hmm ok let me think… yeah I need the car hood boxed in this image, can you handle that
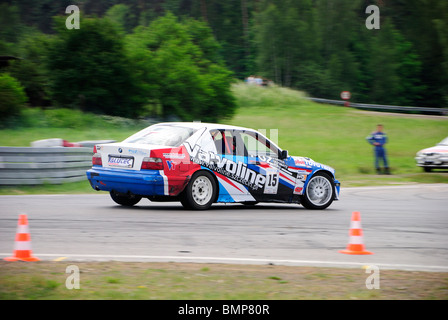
[290,156,336,175]
[417,145,448,154]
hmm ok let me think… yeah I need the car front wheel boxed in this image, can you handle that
[181,171,217,210]
[301,172,335,210]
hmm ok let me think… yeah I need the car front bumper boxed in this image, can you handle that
[415,155,448,169]
[334,180,341,200]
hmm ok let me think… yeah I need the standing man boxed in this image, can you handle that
[366,124,390,174]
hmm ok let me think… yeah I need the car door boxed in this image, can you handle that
[237,130,293,202]
[210,129,257,202]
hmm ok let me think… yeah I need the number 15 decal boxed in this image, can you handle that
[264,169,279,194]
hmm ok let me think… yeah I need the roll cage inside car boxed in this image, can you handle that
[209,129,287,159]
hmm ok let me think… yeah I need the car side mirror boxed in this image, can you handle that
[280,150,288,160]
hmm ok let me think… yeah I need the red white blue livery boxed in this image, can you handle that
[86,122,340,210]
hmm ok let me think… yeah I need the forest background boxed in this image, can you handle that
[1,0,447,124]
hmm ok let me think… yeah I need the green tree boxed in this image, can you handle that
[255,0,336,92]
[367,20,423,106]
[0,4,26,55]
[126,13,235,122]
[47,17,143,117]
[4,0,443,109]
[254,0,426,106]
[5,30,52,107]
[0,73,28,126]
[255,0,313,86]
[432,1,448,105]
[385,0,447,107]
[104,4,136,34]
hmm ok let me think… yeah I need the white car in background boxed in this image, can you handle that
[415,137,448,172]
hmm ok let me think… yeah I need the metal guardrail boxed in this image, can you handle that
[0,147,93,185]
[306,97,448,116]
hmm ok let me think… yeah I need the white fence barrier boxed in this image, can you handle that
[0,147,93,185]
[306,97,448,115]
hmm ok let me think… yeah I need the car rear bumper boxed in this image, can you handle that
[86,167,167,196]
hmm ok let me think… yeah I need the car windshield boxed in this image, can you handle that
[123,125,197,147]
[438,137,448,146]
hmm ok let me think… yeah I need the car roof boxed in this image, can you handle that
[151,122,283,152]
[155,122,254,132]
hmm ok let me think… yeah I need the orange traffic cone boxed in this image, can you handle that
[4,214,40,261]
[339,211,373,255]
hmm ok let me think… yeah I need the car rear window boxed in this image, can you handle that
[123,125,197,147]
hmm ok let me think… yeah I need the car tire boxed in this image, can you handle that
[110,191,142,207]
[424,167,432,172]
[301,172,335,210]
[181,171,217,210]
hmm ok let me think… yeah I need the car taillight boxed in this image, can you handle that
[141,157,163,170]
[92,146,102,166]
[92,154,102,166]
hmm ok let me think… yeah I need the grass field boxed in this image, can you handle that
[1,83,447,195]
[0,108,149,147]
[1,262,447,300]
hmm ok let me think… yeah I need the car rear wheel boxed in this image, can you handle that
[181,171,217,210]
[110,191,142,207]
[301,172,335,210]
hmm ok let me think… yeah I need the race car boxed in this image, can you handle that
[86,122,340,210]
[415,137,448,172]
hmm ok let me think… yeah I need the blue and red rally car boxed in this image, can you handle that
[86,122,340,210]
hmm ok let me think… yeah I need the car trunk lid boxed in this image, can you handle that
[96,143,166,171]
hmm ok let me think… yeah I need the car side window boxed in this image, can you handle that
[239,131,278,158]
[211,130,236,155]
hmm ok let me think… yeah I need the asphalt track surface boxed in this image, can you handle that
[1,184,447,272]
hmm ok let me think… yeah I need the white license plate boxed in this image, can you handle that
[108,156,134,168]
